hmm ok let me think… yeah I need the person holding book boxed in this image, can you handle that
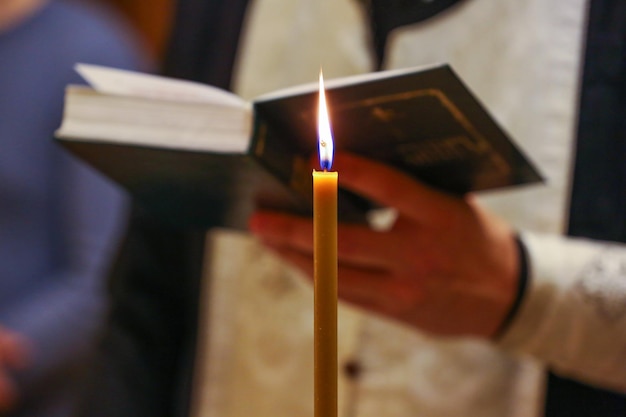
[0,0,147,415]
[77,0,626,416]
[242,0,626,413]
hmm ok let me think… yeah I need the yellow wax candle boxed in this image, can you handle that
[313,69,338,417]
[313,170,338,417]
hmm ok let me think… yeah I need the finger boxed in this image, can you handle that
[252,211,398,270]
[334,152,455,223]
[263,242,399,313]
[337,265,388,308]
[249,211,313,252]
[264,240,424,327]
[338,267,423,319]
[338,223,399,270]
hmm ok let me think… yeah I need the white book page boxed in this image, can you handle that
[57,86,253,153]
[75,64,246,108]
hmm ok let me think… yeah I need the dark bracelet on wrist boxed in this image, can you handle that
[494,234,529,338]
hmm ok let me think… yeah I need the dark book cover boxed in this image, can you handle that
[253,64,541,195]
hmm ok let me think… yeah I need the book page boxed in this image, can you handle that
[76,64,246,107]
[57,87,252,153]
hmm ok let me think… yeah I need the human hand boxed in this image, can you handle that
[249,152,520,338]
[0,326,30,412]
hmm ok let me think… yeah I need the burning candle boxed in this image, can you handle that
[313,70,337,417]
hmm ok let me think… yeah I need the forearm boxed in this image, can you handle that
[498,232,626,392]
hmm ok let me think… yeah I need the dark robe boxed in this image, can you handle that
[547,0,626,415]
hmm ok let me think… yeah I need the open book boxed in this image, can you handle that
[56,63,542,229]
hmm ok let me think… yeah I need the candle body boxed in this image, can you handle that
[313,170,338,417]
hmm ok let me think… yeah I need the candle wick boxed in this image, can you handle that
[320,160,332,171]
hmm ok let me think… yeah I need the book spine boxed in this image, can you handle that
[250,105,313,205]
[249,105,371,224]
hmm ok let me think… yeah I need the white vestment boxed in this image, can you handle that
[191,1,626,416]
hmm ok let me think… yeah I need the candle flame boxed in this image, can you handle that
[317,69,334,171]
